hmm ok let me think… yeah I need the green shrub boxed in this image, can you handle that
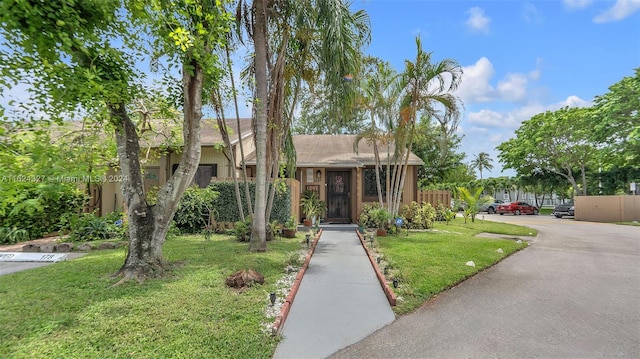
[64,213,116,242]
[435,203,457,224]
[358,203,381,229]
[0,183,87,240]
[173,186,219,233]
[234,217,252,242]
[209,181,290,224]
[0,226,29,244]
[401,201,437,229]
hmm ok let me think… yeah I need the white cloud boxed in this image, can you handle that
[456,57,496,103]
[559,95,592,108]
[594,0,640,23]
[465,7,491,34]
[456,57,541,105]
[562,0,593,10]
[522,2,544,24]
[497,73,529,102]
[466,95,590,132]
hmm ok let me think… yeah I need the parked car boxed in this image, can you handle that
[479,199,504,214]
[497,201,539,215]
[553,201,575,218]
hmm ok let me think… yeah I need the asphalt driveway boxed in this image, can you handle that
[330,215,640,358]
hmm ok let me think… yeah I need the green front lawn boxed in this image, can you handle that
[377,218,535,315]
[0,218,536,358]
[0,234,303,359]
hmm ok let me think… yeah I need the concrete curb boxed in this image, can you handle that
[356,230,397,306]
[271,229,323,335]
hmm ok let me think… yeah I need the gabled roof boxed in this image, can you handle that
[245,134,424,167]
[139,118,254,147]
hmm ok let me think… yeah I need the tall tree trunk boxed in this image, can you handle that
[250,0,269,252]
[370,114,383,208]
[224,43,253,216]
[580,165,588,196]
[114,60,203,282]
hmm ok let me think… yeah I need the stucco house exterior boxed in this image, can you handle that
[94,118,424,224]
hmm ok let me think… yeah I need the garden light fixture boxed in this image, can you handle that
[270,292,276,306]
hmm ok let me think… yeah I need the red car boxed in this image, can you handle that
[497,201,539,215]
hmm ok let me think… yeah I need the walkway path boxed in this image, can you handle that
[272,226,395,359]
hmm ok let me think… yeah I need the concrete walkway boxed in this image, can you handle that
[272,226,396,359]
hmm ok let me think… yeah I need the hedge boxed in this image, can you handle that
[209,181,291,223]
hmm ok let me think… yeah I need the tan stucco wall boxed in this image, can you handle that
[100,168,124,215]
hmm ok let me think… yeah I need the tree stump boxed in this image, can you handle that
[225,269,265,288]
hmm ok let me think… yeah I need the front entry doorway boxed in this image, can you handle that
[326,171,351,223]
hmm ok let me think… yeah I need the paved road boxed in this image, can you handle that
[330,215,640,359]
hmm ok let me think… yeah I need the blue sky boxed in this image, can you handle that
[351,0,640,177]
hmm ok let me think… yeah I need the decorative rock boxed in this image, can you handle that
[496,248,504,253]
[98,242,117,250]
[22,244,40,252]
[285,265,295,274]
[516,240,523,244]
[465,261,476,267]
[55,243,74,252]
[226,269,265,288]
[40,244,56,253]
[77,243,93,252]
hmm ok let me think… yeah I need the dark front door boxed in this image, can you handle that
[326,171,350,223]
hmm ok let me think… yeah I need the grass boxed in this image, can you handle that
[1,219,537,357]
[377,218,536,315]
[0,233,304,359]
[616,221,640,226]
[539,207,554,215]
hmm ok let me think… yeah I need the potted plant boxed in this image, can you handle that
[282,215,297,238]
[370,207,391,236]
[300,191,326,227]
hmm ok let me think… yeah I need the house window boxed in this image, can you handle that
[363,167,388,198]
[172,164,218,188]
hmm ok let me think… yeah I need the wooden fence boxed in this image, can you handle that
[416,190,451,208]
[575,195,640,222]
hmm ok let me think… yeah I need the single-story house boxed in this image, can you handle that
[244,134,424,223]
[71,118,424,224]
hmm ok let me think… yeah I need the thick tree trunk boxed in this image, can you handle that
[111,104,165,282]
[250,0,269,252]
[114,60,204,283]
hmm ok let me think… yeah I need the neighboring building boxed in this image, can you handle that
[489,189,564,207]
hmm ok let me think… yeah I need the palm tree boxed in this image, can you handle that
[471,152,494,180]
[390,36,463,216]
[236,0,371,250]
[354,58,401,209]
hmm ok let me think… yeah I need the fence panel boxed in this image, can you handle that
[575,195,640,222]
[416,190,451,208]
